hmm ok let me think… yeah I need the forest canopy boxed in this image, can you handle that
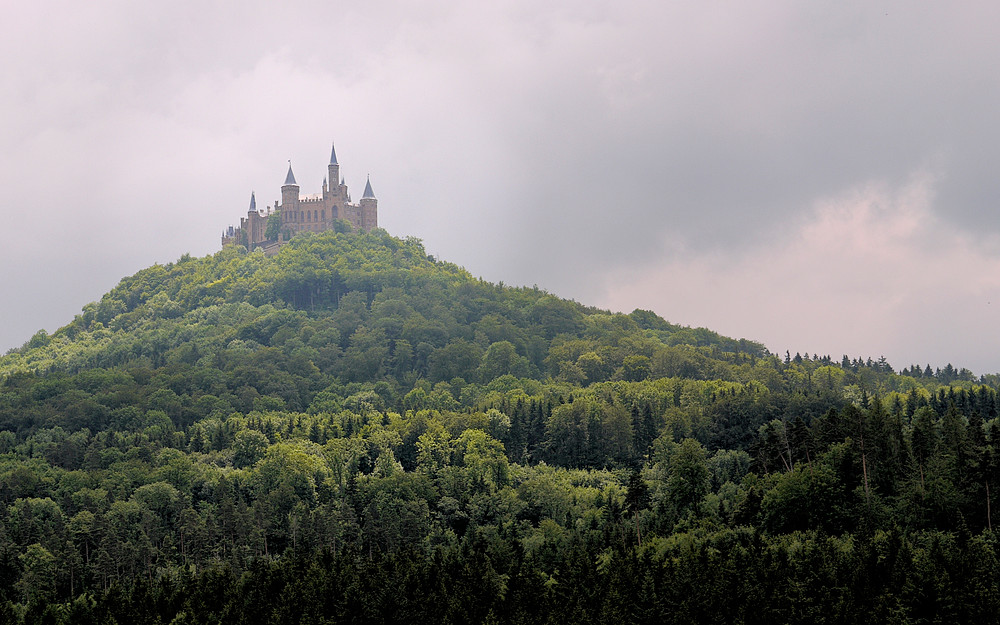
[1,229,999,624]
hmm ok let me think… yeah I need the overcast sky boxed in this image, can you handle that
[4,1,1000,374]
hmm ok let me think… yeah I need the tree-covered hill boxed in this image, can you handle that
[2,229,1000,623]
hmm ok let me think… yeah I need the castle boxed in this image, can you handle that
[222,142,378,253]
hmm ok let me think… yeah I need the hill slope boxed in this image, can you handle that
[1,229,1000,623]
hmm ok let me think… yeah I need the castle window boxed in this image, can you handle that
[321,209,326,220]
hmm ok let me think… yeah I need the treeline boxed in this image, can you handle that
[3,392,1000,622]
[1,229,999,622]
[8,528,1000,625]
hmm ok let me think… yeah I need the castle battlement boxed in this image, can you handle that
[222,142,378,253]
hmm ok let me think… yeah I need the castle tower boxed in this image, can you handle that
[280,162,300,233]
[244,191,264,246]
[281,163,299,206]
[360,175,378,230]
[327,142,340,198]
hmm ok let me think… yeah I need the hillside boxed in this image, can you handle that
[2,229,1000,623]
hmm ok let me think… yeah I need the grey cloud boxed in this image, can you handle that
[3,1,1000,373]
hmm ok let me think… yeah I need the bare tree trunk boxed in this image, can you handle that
[860,436,871,502]
[783,421,794,471]
[778,452,792,473]
[988,480,993,532]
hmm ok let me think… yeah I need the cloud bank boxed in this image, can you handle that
[600,172,1000,373]
[3,2,1000,374]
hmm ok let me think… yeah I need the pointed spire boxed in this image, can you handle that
[362,175,376,199]
[249,191,257,213]
[329,142,338,165]
[284,161,297,185]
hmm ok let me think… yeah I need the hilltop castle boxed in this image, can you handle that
[222,142,378,253]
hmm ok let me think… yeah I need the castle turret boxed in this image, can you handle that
[360,175,378,230]
[281,162,299,207]
[327,142,340,199]
[280,163,300,233]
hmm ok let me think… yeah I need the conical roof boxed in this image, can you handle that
[284,163,297,186]
[330,142,338,165]
[362,175,376,199]
[248,191,256,212]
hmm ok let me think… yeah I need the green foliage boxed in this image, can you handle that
[264,213,281,240]
[665,438,710,517]
[0,229,999,620]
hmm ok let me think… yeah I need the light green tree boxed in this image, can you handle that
[18,543,56,604]
[233,429,270,468]
[454,429,510,492]
[666,438,711,517]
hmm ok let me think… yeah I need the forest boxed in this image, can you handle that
[2,227,1000,623]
